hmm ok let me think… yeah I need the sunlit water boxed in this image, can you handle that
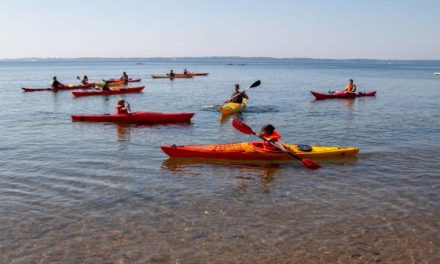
[0,59,439,263]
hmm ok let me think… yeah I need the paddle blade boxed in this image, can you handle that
[250,80,261,88]
[301,159,321,170]
[232,119,254,135]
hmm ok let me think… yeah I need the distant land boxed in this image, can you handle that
[1,57,440,63]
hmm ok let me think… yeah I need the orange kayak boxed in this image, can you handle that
[161,142,359,160]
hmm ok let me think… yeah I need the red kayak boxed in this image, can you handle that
[22,83,95,92]
[72,111,194,124]
[72,86,144,97]
[107,78,141,83]
[311,90,376,100]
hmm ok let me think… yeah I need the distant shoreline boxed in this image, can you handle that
[1,57,440,63]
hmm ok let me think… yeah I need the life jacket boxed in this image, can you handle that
[263,131,281,151]
[346,84,356,92]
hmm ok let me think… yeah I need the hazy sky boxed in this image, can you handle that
[1,0,439,59]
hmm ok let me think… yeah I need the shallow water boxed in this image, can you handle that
[0,59,439,263]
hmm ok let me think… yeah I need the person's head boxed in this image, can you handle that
[117,99,125,105]
[84,75,88,79]
[53,76,57,80]
[123,71,126,75]
[349,79,353,84]
[170,70,174,73]
[234,83,240,91]
[261,124,275,136]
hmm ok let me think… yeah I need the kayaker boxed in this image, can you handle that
[102,80,110,91]
[257,124,281,151]
[228,84,249,103]
[81,75,89,85]
[116,99,129,114]
[120,72,129,84]
[51,76,63,90]
[168,70,175,78]
[344,79,357,93]
[183,68,188,75]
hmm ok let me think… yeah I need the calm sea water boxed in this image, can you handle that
[0,58,439,263]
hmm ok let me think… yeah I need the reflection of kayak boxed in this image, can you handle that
[220,98,248,116]
[72,111,194,123]
[22,83,94,92]
[161,142,359,160]
[72,86,144,97]
[94,80,124,87]
[151,75,193,79]
[311,90,376,100]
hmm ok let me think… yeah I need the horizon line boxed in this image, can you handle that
[1,56,440,62]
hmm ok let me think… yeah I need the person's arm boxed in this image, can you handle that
[242,91,249,99]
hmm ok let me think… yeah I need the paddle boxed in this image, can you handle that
[225,80,261,103]
[231,119,321,169]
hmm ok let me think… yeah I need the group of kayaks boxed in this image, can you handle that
[22,78,143,96]
[22,73,369,167]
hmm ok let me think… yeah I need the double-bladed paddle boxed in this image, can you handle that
[231,119,321,169]
[224,80,261,103]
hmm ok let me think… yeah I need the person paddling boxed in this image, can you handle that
[344,79,357,93]
[51,76,63,91]
[116,99,130,114]
[168,70,175,78]
[183,68,188,75]
[81,75,89,85]
[120,72,129,84]
[228,84,249,103]
[102,80,110,91]
[256,124,282,151]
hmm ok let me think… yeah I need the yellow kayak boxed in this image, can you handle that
[161,142,359,160]
[220,98,248,116]
[94,80,125,88]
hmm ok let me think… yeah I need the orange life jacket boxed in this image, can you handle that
[263,131,281,151]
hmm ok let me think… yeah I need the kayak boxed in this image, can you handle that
[151,75,193,79]
[175,73,209,77]
[94,80,125,87]
[220,98,248,116]
[72,86,144,97]
[22,83,95,92]
[106,78,142,83]
[311,90,376,100]
[72,111,194,124]
[434,72,440,76]
[161,142,359,160]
